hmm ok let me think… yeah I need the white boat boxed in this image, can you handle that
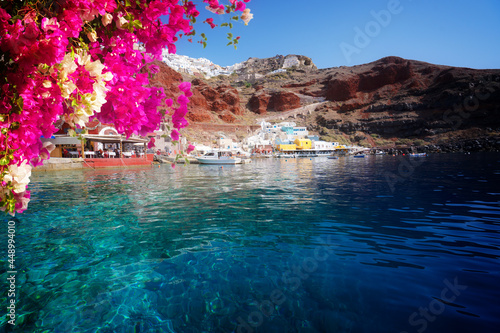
[296,152,318,157]
[196,151,241,165]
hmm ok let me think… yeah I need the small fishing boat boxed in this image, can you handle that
[196,151,241,165]
[353,154,365,158]
[409,153,427,157]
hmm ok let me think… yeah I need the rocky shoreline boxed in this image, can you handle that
[376,136,500,154]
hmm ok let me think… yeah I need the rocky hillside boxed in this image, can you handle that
[149,55,500,150]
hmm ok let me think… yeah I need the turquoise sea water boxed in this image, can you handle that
[1,153,500,332]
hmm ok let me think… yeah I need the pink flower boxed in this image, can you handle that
[148,137,156,149]
[185,1,199,17]
[171,129,180,141]
[187,144,195,153]
[41,17,61,38]
[0,7,11,22]
[204,18,217,29]
[235,1,246,12]
[150,64,160,74]
[178,81,191,93]
[178,94,190,105]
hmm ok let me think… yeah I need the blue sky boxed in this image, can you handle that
[169,0,500,69]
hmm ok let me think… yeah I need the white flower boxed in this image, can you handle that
[58,49,114,127]
[102,71,113,82]
[85,59,105,77]
[39,141,56,160]
[59,53,78,79]
[102,13,113,26]
[116,16,128,29]
[87,30,97,42]
[4,161,32,194]
[241,8,253,25]
[61,81,77,98]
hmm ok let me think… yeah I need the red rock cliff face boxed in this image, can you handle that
[189,80,243,119]
[248,91,301,114]
[325,57,414,101]
[248,91,271,114]
[325,77,360,101]
[147,64,244,123]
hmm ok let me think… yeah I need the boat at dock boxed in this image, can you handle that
[196,151,242,165]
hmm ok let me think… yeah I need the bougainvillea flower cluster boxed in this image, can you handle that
[0,0,252,215]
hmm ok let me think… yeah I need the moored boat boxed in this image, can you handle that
[196,151,242,165]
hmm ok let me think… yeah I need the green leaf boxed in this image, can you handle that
[16,96,23,110]
[9,122,20,130]
[229,23,233,29]
[203,41,207,49]
[221,23,229,27]
[132,20,143,29]
[227,32,233,39]
[0,156,10,166]
[232,16,239,20]
[125,0,131,6]
[200,33,206,39]
[8,201,15,213]
[226,41,232,46]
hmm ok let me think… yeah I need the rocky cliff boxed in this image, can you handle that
[148,55,500,149]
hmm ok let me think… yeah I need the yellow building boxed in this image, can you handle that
[294,138,312,150]
[277,144,296,151]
